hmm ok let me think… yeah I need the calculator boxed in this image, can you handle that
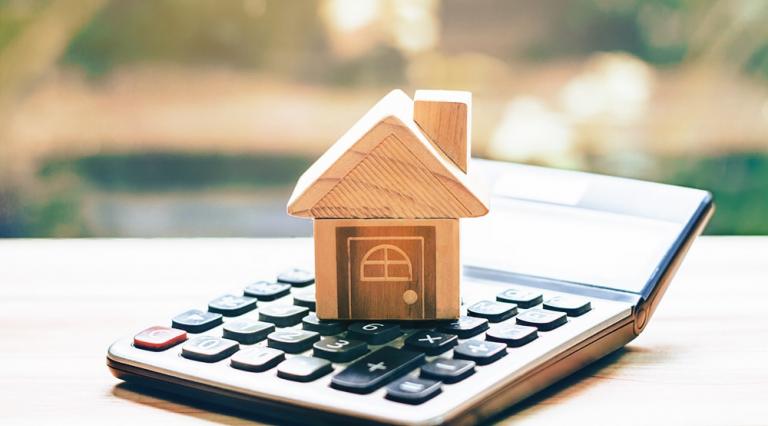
[107,160,714,425]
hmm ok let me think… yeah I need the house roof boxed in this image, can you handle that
[286,90,488,219]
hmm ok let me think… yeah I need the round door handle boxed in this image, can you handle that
[403,290,418,305]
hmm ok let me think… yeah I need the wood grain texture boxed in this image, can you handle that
[413,90,471,173]
[1,237,767,425]
[286,89,488,219]
[314,219,459,320]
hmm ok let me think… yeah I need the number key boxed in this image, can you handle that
[293,290,316,311]
[346,322,401,345]
[467,300,518,323]
[267,329,320,353]
[437,315,489,339]
[544,296,592,316]
[208,294,257,317]
[230,347,285,372]
[516,308,567,331]
[277,356,333,382]
[302,313,346,336]
[486,324,538,347]
[496,288,543,309]
[222,319,274,344]
[181,336,239,362]
[172,309,222,333]
[259,305,309,327]
[244,281,291,301]
[277,268,315,287]
[313,336,368,362]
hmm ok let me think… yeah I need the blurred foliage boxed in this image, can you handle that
[660,152,768,234]
[61,0,406,85]
[40,153,312,191]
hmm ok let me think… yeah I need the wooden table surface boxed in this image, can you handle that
[1,237,767,425]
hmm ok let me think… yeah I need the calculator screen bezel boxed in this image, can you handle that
[466,159,713,301]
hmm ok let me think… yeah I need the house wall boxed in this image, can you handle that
[314,218,460,320]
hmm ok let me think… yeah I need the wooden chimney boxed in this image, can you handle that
[413,90,472,173]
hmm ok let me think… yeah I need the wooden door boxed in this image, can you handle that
[348,237,424,319]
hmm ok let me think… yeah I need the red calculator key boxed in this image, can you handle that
[134,326,187,351]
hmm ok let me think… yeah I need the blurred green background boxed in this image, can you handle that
[1,0,767,237]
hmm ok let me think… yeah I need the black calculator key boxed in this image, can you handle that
[486,324,538,347]
[293,291,316,311]
[420,358,475,383]
[277,268,315,287]
[181,336,239,362]
[243,281,291,301]
[230,347,285,372]
[267,329,320,353]
[313,336,368,362]
[453,340,507,365]
[346,322,402,345]
[302,313,346,335]
[496,288,543,309]
[207,294,257,317]
[222,319,274,344]
[172,309,223,333]
[404,330,458,356]
[467,300,517,323]
[386,377,442,404]
[259,305,310,327]
[543,296,592,316]
[516,308,567,331]
[437,316,489,339]
[277,356,333,382]
[331,347,425,394]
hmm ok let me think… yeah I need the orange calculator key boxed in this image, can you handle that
[134,326,187,351]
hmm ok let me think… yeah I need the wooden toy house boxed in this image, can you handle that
[287,89,488,320]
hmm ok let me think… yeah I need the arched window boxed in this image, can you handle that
[360,244,413,282]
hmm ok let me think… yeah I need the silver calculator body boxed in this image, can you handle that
[107,159,713,425]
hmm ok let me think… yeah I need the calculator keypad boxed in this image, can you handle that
[124,268,604,409]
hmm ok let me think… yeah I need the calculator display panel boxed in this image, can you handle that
[464,160,712,295]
